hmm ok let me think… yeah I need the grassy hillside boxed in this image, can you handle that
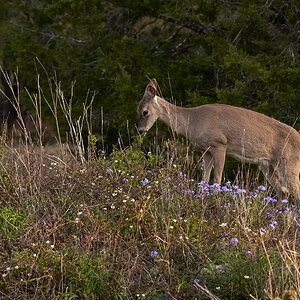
[0,78,299,299]
[0,134,299,299]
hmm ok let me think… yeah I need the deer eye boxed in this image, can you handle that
[143,110,148,117]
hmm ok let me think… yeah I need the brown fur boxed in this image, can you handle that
[138,79,300,200]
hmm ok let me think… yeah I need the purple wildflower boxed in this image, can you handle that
[235,188,246,194]
[203,187,210,193]
[222,186,230,192]
[269,223,275,230]
[260,228,266,233]
[194,279,200,284]
[150,251,158,258]
[106,169,113,174]
[281,199,288,203]
[230,238,239,245]
[263,196,277,203]
[193,194,202,198]
[258,185,266,191]
[198,181,206,187]
[266,212,273,218]
[210,183,221,192]
[141,178,150,185]
[210,183,220,188]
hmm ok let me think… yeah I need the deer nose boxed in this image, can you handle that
[138,129,147,134]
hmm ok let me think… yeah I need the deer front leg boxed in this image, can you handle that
[201,151,213,183]
[211,145,226,184]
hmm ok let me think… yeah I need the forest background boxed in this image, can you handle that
[1,0,300,149]
[1,2,300,299]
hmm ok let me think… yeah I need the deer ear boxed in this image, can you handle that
[145,78,158,97]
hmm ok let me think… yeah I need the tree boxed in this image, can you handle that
[0,0,299,148]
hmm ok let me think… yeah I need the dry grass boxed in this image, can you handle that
[0,72,299,299]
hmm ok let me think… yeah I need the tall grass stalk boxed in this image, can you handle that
[0,71,298,299]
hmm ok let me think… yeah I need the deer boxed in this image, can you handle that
[137,79,300,201]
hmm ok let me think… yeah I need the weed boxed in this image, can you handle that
[0,207,26,239]
[0,72,299,299]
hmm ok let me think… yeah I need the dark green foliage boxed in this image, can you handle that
[0,207,26,239]
[1,0,299,148]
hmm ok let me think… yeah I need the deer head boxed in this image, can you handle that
[137,79,159,134]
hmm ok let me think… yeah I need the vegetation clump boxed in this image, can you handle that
[0,128,299,299]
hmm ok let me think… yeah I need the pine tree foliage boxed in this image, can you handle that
[1,0,299,144]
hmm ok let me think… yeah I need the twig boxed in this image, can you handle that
[194,282,221,300]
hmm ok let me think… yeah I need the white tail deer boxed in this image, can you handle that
[137,79,300,200]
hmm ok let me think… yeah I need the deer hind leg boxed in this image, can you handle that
[282,166,300,201]
[210,145,226,185]
[286,176,300,201]
[259,162,288,200]
[201,151,213,183]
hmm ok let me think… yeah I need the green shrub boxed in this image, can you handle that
[0,207,26,239]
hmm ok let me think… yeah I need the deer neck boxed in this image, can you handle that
[156,96,190,137]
